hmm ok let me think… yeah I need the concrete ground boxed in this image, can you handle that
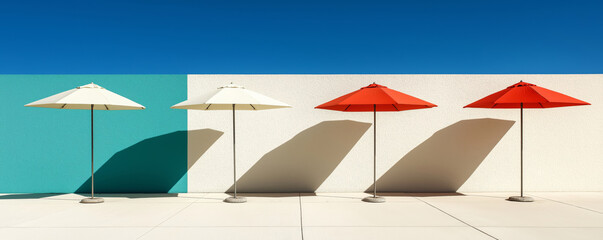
[0,192,602,240]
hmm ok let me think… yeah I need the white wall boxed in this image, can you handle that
[186,74,603,193]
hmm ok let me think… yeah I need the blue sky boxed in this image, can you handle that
[1,0,602,73]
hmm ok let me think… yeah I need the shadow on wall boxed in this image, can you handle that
[366,118,514,193]
[76,129,223,193]
[227,120,371,193]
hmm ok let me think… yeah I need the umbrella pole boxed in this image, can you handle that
[224,104,246,203]
[80,105,103,203]
[520,103,523,197]
[233,104,237,199]
[508,103,532,202]
[91,104,94,199]
[363,104,384,203]
[507,103,534,202]
[373,104,377,198]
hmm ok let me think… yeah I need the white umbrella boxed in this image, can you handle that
[172,83,290,203]
[25,83,145,203]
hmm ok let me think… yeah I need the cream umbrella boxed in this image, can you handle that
[172,83,291,203]
[25,83,145,203]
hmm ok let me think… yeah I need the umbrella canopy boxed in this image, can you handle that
[465,81,590,108]
[25,82,145,204]
[172,83,290,203]
[465,81,590,202]
[172,83,290,110]
[316,83,436,111]
[25,83,145,110]
[316,83,436,203]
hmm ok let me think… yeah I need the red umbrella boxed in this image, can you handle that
[316,83,436,203]
[465,81,590,202]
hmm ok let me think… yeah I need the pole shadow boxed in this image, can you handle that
[227,120,371,193]
[366,118,514,193]
[76,129,223,193]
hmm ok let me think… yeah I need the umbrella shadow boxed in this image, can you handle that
[76,129,223,193]
[366,118,514,193]
[227,120,371,193]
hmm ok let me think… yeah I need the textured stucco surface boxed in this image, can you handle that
[187,74,603,192]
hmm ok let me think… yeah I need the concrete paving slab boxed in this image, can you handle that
[530,192,603,213]
[1,192,602,239]
[160,202,301,227]
[481,227,603,240]
[421,193,603,227]
[0,227,150,240]
[303,226,493,240]
[0,203,76,227]
[16,202,191,227]
[302,200,464,227]
[140,227,301,240]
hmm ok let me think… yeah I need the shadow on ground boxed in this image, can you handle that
[91,193,180,198]
[366,118,514,193]
[376,192,466,197]
[228,120,371,193]
[0,193,64,199]
[76,129,222,193]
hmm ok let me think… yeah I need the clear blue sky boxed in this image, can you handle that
[1,0,602,73]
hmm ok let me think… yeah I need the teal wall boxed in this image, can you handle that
[0,75,187,193]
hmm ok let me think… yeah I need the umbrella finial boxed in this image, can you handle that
[219,82,245,89]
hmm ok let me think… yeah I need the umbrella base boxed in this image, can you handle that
[362,196,385,203]
[80,197,104,204]
[224,196,247,203]
[507,196,534,202]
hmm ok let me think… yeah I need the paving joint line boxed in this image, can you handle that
[529,194,602,214]
[413,196,499,240]
[136,201,196,240]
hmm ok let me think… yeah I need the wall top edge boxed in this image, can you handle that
[186,73,603,76]
[0,74,186,76]
[1,73,601,76]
